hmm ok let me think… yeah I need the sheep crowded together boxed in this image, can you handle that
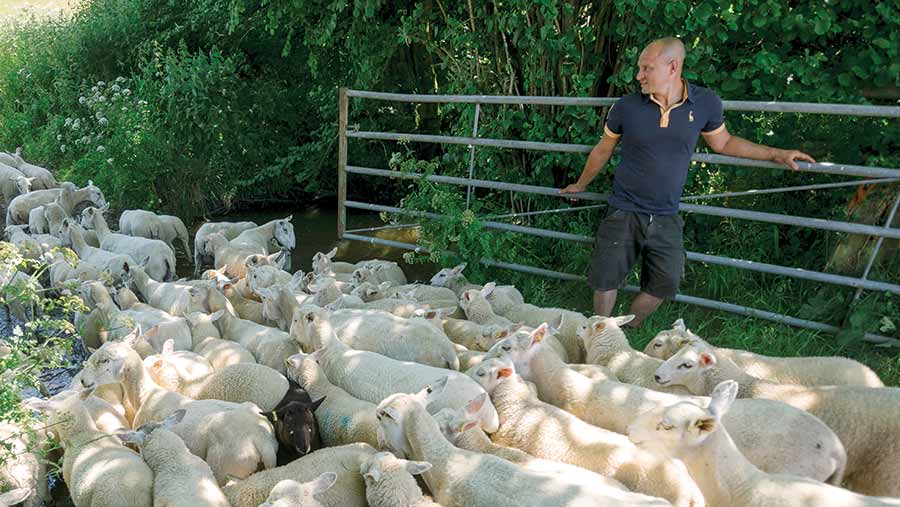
[1,148,899,507]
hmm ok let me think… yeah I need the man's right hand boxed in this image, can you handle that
[559,183,587,195]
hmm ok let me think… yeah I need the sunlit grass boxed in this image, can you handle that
[0,0,75,20]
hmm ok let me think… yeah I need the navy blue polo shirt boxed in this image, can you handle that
[604,80,725,215]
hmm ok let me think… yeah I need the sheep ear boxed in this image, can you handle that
[430,376,449,397]
[0,488,31,506]
[480,282,496,298]
[672,318,686,331]
[116,430,146,446]
[614,314,635,327]
[363,467,382,483]
[161,409,186,428]
[403,459,432,476]
[460,419,479,432]
[591,318,606,332]
[698,351,717,368]
[21,397,52,412]
[493,328,509,340]
[529,323,549,347]
[145,325,159,339]
[690,415,718,436]
[708,380,739,418]
[161,338,174,355]
[462,292,471,302]
[310,396,326,411]
[122,326,142,348]
[326,247,338,258]
[496,366,513,379]
[209,310,224,322]
[309,472,337,495]
[452,263,467,274]
[465,392,486,415]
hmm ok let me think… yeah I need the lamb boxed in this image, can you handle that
[78,332,278,485]
[0,421,47,507]
[356,281,459,310]
[305,275,347,307]
[31,202,67,237]
[185,311,258,369]
[22,388,153,507]
[325,292,429,317]
[58,219,135,282]
[351,261,407,288]
[256,283,313,331]
[298,307,500,432]
[81,206,177,281]
[0,163,31,204]
[627,380,900,507]
[440,318,511,351]
[247,263,293,294]
[7,148,58,189]
[124,264,211,316]
[311,246,359,274]
[482,282,587,363]
[645,319,884,387]
[146,341,290,412]
[6,180,105,225]
[655,341,900,497]
[207,289,299,374]
[493,324,849,485]
[113,411,228,507]
[222,443,376,507]
[193,220,257,274]
[0,259,42,322]
[4,225,56,259]
[203,232,282,279]
[285,351,380,448]
[221,277,269,324]
[360,451,440,507]
[429,263,525,304]
[468,357,703,506]
[579,315,692,394]
[118,209,192,259]
[459,285,517,327]
[0,488,31,507]
[375,390,671,507]
[431,399,631,493]
[44,253,101,296]
[260,473,337,507]
[27,206,47,234]
[266,390,325,459]
[291,306,460,370]
[230,216,296,254]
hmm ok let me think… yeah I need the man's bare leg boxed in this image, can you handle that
[628,291,664,328]
[593,289,617,316]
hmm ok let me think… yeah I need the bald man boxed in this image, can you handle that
[560,37,815,327]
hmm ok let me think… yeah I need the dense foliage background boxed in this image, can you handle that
[0,0,898,350]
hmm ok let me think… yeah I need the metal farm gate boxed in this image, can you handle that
[335,88,900,346]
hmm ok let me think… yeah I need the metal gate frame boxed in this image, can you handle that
[336,88,900,347]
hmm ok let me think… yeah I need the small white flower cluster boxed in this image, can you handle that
[59,77,142,156]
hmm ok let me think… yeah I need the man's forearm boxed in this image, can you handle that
[719,135,777,161]
[575,145,614,187]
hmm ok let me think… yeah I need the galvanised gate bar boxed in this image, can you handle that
[336,88,900,347]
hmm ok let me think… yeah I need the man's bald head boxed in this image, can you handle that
[643,37,685,66]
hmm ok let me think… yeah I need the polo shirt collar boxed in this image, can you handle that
[642,79,693,104]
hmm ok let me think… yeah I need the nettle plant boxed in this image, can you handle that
[0,244,85,467]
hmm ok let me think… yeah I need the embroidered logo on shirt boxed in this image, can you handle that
[688,111,694,122]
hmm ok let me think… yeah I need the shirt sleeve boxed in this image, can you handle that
[603,98,624,138]
[702,93,726,134]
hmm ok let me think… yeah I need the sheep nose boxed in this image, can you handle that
[654,374,662,383]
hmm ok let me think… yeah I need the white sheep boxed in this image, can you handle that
[627,380,900,507]
[147,341,289,412]
[207,289,299,374]
[431,400,632,493]
[27,206,47,234]
[655,341,900,497]
[184,310,258,369]
[0,162,31,204]
[298,307,500,433]
[285,351,380,448]
[579,315,692,394]
[311,246,358,274]
[644,319,884,387]
[6,180,105,225]
[468,357,702,507]
[351,262,407,288]
[118,209,192,259]
[222,443,376,507]
[0,488,31,507]
[193,220,258,274]
[259,473,337,507]
[291,306,460,370]
[221,277,270,324]
[0,421,47,507]
[439,317,512,351]
[7,148,58,189]
[117,410,229,507]
[255,283,312,331]
[22,388,153,507]
[375,390,670,507]
[203,232,286,279]
[124,264,212,316]
[81,206,177,281]
[30,202,67,237]
[429,263,525,304]
[247,263,293,294]
[231,216,296,253]
[493,324,849,485]
[360,451,439,507]
[78,333,278,485]
[4,225,55,260]
[57,219,135,282]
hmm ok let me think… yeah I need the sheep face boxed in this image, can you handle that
[80,338,138,389]
[273,217,295,250]
[627,380,738,458]
[360,452,431,493]
[267,398,324,456]
[644,319,693,360]
[429,263,466,287]
[261,474,337,507]
[465,357,514,393]
[654,342,717,393]
[374,394,417,458]
[310,247,337,275]
[22,387,95,439]
[85,183,107,208]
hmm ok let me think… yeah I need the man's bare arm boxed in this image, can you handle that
[702,125,815,170]
[559,134,620,194]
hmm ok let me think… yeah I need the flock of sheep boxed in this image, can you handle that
[1,148,900,507]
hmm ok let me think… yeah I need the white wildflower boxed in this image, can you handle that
[121,106,127,112]
[111,84,120,93]
[97,81,105,87]
[106,158,113,164]
[96,145,105,152]
[95,111,104,120]
[78,96,86,104]
[64,117,72,127]
[56,134,62,141]
[98,95,107,102]
[60,145,66,153]
[122,89,131,96]
[116,76,125,83]
[91,86,98,93]
[99,118,108,126]
[80,136,90,144]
